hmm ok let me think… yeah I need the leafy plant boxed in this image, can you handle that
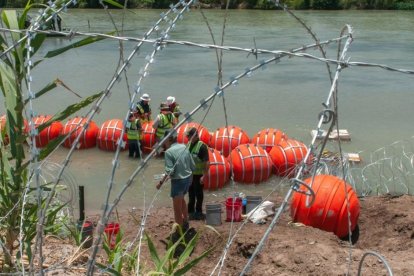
[0,1,105,271]
[145,224,219,275]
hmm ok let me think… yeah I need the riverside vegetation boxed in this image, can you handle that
[2,0,414,10]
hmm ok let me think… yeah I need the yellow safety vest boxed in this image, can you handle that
[190,141,207,175]
[127,119,141,140]
[155,113,174,139]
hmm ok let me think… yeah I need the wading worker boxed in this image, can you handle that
[186,127,210,220]
[136,93,152,122]
[166,96,182,121]
[126,112,142,158]
[156,130,195,230]
[153,103,176,152]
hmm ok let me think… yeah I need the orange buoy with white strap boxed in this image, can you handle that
[177,122,211,145]
[269,139,308,177]
[62,117,99,149]
[97,119,127,151]
[203,148,231,190]
[251,128,288,153]
[229,143,273,184]
[33,115,63,148]
[141,121,156,153]
[1,114,29,145]
[209,125,250,157]
[290,174,360,239]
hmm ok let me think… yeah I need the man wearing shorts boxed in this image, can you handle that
[156,130,195,231]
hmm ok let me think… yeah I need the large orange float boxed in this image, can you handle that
[1,114,29,145]
[33,115,63,148]
[209,125,250,157]
[290,174,360,239]
[177,122,211,145]
[62,117,99,149]
[251,128,287,153]
[141,121,156,153]
[269,139,308,177]
[97,119,127,151]
[203,148,231,190]
[229,143,273,184]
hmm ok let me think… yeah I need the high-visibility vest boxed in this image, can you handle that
[190,141,207,175]
[136,102,151,122]
[155,113,174,139]
[127,119,141,140]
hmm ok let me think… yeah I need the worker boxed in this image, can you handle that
[126,112,142,158]
[136,93,152,122]
[186,127,210,220]
[166,96,182,121]
[153,102,177,146]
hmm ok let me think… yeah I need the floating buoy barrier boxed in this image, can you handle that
[290,174,360,239]
[251,128,288,152]
[97,119,126,151]
[33,115,63,148]
[203,148,231,190]
[62,117,99,149]
[177,122,211,145]
[229,143,273,184]
[209,125,250,157]
[0,114,29,145]
[141,121,156,153]
[269,139,308,177]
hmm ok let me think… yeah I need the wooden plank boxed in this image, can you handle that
[311,129,351,141]
[345,152,362,163]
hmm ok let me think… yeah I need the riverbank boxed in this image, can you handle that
[32,194,414,275]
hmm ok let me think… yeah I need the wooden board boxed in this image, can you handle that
[311,129,351,141]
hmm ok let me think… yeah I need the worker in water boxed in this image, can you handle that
[186,127,210,220]
[166,96,182,121]
[136,93,152,122]
[126,112,142,158]
[153,102,177,153]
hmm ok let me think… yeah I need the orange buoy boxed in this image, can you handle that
[229,143,273,184]
[269,139,308,177]
[177,122,211,145]
[97,119,127,151]
[251,128,288,153]
[62,117,98,149]
[290,174,360,239]
[209,125,250,157]
[141,121,156,153]
[0,115,29,145]
[33,115,63,148]
[203,148,231,190]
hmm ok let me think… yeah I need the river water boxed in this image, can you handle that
[10,9,414,213]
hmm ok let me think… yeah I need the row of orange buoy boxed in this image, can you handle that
[2,115,361,240]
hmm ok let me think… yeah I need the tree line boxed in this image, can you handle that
[1,0,413,11]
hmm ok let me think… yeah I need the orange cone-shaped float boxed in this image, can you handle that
[269,139,308,177]
[141,121,156,153]
[97,119,127,151]
[203,148,231,190]
[290,174,360,239]
[62,117,99,149]
[209,125,250,157]
[229,143,273,184]
[33,115,63,148]
[177,122,211,145]
[251,128,288,153]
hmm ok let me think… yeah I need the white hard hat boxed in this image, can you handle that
[166,96,175,104]
[140,93,151,101]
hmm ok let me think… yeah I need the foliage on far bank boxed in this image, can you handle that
[1,0,414,10]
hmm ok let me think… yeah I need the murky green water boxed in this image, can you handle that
[6,9,414,213]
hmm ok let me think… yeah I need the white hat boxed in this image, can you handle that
[166,96,175,105]
[140,93,151,101]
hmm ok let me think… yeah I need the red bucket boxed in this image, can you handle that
[225,197,242,222]
[104,222,120,249]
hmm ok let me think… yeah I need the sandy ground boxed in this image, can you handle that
[37,194,414,275]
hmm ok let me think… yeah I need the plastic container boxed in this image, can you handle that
[77,220,94,248]
[246,196,263,214]
[225,197,242,222]
[104,222,120,249]
[206,204,222,226]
